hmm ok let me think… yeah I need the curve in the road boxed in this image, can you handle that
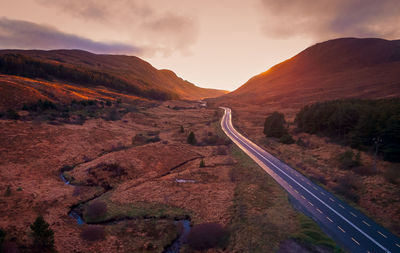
[220,107,400,253]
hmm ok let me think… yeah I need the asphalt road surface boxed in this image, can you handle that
[220,107,400,253]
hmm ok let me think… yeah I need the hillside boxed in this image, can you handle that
[0,49,227,109]
[218,38,400,108]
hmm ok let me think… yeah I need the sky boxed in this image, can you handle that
[0,0,399,91]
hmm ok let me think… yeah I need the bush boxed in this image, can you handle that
[180,125,184,133]
[279,134,295,144]
[187,222,228,250]
[200,159,205,168]
[338,150,360,170]
[84,201,107,221]
[187,132,197,145]
[263,111,287,138]
[384,164,400,185]
[80,226,105,242]
[30,216,54,251]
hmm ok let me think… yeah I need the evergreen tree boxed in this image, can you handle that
[200,159,205,168]
[180,125,184,133]
[30,216,54,252]
[0,228,5,253]
[263,112,287,138]
[187,131,197,145]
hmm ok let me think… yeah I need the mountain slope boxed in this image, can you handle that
[220,38,400,108]
[0,49,227,107]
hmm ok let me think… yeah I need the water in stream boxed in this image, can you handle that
[163,220,191,253]
[69,210,85,225]
[61,172,191,252]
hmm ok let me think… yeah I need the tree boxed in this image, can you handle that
[30,216,54,252]
[264,112,287,138]
[0,228,5,253]
[199,159,205,168]
[279,134,295,144]
[180,125,184,133]
[187,132,197,145]
[6,109,20,120]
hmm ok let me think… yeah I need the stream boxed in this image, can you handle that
[60,171,191,252]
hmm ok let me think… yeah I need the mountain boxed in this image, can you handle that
[0,49,227,109]
[219,38,400,108]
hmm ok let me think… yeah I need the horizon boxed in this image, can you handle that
[1,0,400,91]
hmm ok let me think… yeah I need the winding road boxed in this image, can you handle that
[220,107,400,253]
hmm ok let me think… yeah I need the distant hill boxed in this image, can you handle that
[0,49,227,109]
[218,38,400,108]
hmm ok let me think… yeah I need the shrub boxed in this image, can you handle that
[6,109,20,120]
[338,150,360,170]
[187,222,228,250]
[353,166,377,176]
[384,164,400,185]
[333,174,360,203]
[4,185,11,196]
[200,159,205,168]
[216,146,227,155]
[30,216,54,251]
[263,111,287,138]
[309,174,327,185]
[279,134,295,144]
[85,201,107,221]
[187,132,197,145]
[104,108,121,121]
[180,125,184,133]
[296,137,307,147]
[80,226,105,242]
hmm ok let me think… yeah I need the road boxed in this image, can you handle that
[220,107,400,253]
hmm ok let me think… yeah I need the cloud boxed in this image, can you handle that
[141,12,199,56]
[0,17,141,54]
[259,0,400,40]
[34,0,199,57]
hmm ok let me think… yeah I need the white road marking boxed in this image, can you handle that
[320,192,326,196]
[329,197,335,202]
[350,212,357,217]
[301,195,306,199]
[294,189,299,194]
[317,208,323,214]
[363,220,371,227]
[396,243,400,248]
[308,201,314,206]
[378,231,388,238]
[313,186,318,190]
[327,217,333,223]
[352,237,360,246]
[220,108,391,253]
[338,226,346,233]
[339,204,345,209]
